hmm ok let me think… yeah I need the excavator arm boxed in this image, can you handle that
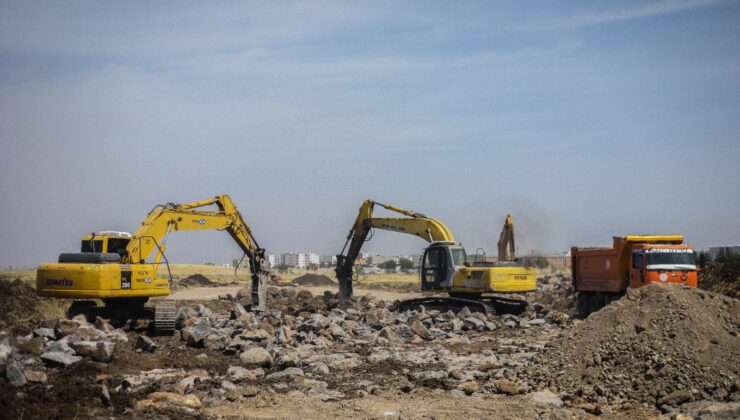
[335,199,454,301]
[497,214,516,262]
[124,195,269,309]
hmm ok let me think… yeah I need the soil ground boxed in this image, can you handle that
[205,390,660,419]
[2,271,738,419]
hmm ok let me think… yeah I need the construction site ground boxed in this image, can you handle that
[1,268,739,419]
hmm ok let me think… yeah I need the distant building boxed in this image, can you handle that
[708,246,740,260]
[320,255,337,267]
[282,253,298,267]
[308,253,320,266]
[409,254,422,269]
[267,254,283,268]
[279,252,320,268]
[297,253,309,268]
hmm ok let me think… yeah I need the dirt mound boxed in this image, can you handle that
[531,283,740,409]
[178,274,216,287]
[292,274,336,286]
[0,277,45,335]
[700,262,740,299]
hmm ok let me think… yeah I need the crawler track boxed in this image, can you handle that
[397,295,528,315]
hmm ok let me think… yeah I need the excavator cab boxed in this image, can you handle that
[421,242,466,290]
[80,231,132,257]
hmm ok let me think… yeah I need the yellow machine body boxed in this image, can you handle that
[37,263,169,299]
[450,266,537,294]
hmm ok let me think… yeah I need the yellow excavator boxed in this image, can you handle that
[335,200,536,314]
[36,195,270,333]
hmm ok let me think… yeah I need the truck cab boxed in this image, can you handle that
[629,245,697,288]
[572,235,698,317]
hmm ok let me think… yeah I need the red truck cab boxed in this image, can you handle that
[572,235,697,317]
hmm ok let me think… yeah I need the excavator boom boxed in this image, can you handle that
[335,200,455,300]
[497,214,516,262]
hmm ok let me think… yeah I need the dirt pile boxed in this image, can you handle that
[530,283,740,410]
[178,274,216,288]
[292,274,336,286]
[0,278,45,335]
[529,274,577,315]
[700,262,740,299]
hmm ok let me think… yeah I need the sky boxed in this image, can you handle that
[1,0,739,268]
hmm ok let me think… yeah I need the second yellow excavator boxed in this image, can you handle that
[36,195,270,333]
[335,200,536,314]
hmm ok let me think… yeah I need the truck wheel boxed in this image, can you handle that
[589,294,602,313]
[577,293,590,318]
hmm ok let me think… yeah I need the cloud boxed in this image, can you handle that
[537,0,734,29]
[0,1,383,58]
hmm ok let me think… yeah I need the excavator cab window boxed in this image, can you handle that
[81,240,104,253]
[422,246,448,288]
[106,238,131,257]
[450,248,467,267]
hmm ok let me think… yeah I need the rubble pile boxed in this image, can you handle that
[1,314,128,382]
[528,283,740,411]
[528,274,577,315]
[3,281,739,417]
[171,286,571,402]
[2,286,572,416]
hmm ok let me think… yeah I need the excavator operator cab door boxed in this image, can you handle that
[421,244,457,290]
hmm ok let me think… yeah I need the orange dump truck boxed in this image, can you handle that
[571,235,697,317]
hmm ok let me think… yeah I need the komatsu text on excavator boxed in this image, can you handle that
[36,195,270,334]
[335,200,536,314]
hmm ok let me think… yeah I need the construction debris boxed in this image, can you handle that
[1,276,738,418]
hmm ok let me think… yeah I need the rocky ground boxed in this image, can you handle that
[1,276,739,419]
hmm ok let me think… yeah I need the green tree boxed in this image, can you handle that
[398,257,414,272]
[378,260,397,273]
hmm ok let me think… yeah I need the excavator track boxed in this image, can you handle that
[154,300,177,335]
[398,296,491,314]
[483,295,529,315]
[396,295,529,316]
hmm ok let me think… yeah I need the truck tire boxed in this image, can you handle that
[577,293,590,318]
[589,294,602,314]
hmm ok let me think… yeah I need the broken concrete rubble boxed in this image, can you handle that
[3,277,736,418]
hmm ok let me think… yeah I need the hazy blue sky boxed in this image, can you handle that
[1,0,739,267]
